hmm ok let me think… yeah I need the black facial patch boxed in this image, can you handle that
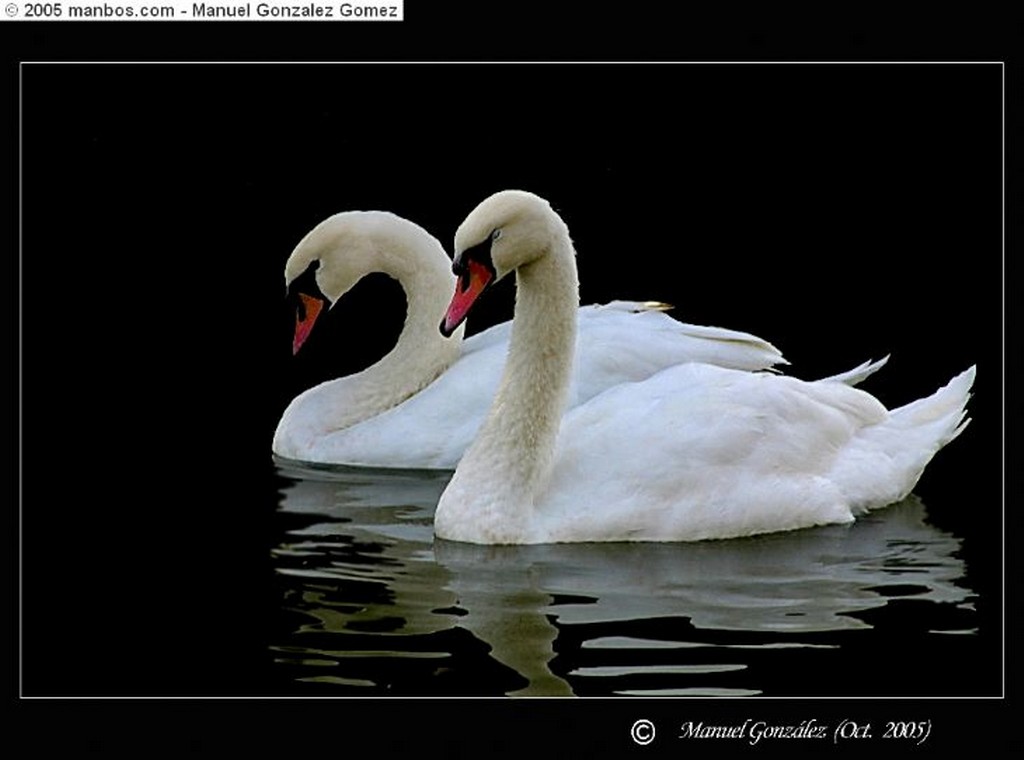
[452,237,496,280]
[286,260,325,319]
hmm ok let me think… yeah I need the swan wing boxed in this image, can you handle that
[570,302,786,405]
[537,363,896,542]
[309,338,511,469]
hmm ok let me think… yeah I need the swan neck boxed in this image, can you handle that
[478,228,579,490]
[333,251,463,427]
[386,261,458,366]
[433,204,580,542]
[280,231,464,447]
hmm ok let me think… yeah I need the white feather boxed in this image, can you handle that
[434,191,975,544]
[273,211,785,469]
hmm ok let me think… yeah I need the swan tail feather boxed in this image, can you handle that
[831,365,976,514]
[819,355,891,386]
[658,318,788,370]
[886,364,975,444]
[588,301,788,373]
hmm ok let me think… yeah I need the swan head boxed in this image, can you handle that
[441,190,564,337]
[284,211,447,354]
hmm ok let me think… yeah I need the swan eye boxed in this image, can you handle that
[490,228,502,242]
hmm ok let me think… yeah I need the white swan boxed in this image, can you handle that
[434,190,975,544]
[273,211,793,469]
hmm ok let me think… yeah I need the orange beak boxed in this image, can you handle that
[293,292,324,355]
[441,259,494,337]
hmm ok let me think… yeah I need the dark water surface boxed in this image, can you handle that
[268,462,996,698]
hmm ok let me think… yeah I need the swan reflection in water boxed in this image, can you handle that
[270,462,976,696]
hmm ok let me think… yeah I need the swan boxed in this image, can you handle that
[272,210,797,469]
[434,190,975,544]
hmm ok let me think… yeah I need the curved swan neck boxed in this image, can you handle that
[378,250,462,369]
[454,216,579,516]
[503,238,580,444]
[328,230,465,429]
[276,216,466,452]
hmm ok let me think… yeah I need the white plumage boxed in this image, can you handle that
[434,190,974,544]
[273,211,788,469]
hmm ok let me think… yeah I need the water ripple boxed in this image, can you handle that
[270,465,982,696]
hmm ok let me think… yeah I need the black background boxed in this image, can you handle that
[7,8,1018,756]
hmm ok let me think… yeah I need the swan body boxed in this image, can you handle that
[273,211,788,469]
[435,190,975,544]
